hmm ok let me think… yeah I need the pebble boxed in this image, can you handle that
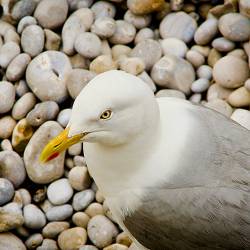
[194,18,218,45]
[91,17,116,38]
[37,239,59,250]
[46,204,73,221]
[212,37,235,52]
[90,55,118,74]
[191,45,210,57]
[245,79,250,91]
[207,48,222,67]
[134,28,154,44]
[24,121,65,184]
[15,80,29,97]
[227,87,250,108]
[207,83,233,102]
[69,54,89,69]
[116,232,132,247]
[25,233,43,249]
[13,188,31,207]
[191,78,210,93]
[228,49,248,61]
[80,246,98,250]
[151,54,195,95]
[42,221,70,238]
[34,0,68,29]
[47,178,73,205]
[112,45,132,61]
[68,0,94,11]
[58,227,87,250]
[62,8,94,55]
[72,212,90,228]
[159,12,197,43]
[189,93,202,103]
[0,151,26,188]
[75,32,102,59]
[218,13,250,42]
[104,244,129,250]
[85,202,104,217]
[155,89,186,99]
[91,1,116,19]
[68,142,82,156]
[6,53,31,81]
[40,199,53,213]
[186,50,205,68]
[17,16,37,34]
[44,29,61,51]
[57,109,72,128]
[239,0,250,18]
[138,71,156,92]
[0,233,26,250]
[160,38,188,58]
[197,65,213,80]
[88,215,119,248]
[0,178,14,206]
[213,56,249,88]
[130,39,162,70]
[124,10,151,29]
[0,116,16,139]
[1,139,13,151]
[127,0,165,15]
[119,57,145,75]
[73,189,95,211]
[27,101,59,127]
[24,204,46,229]
[4,29,20,44]
[0,81,15,114]
[68,166,91,191]
[12,92,36,120]
[231,109,250,130]
[11,0,36,21]
[73,155,87,166]
[204,99,233,117]
[0,41,20,68]
[26,51,72,103]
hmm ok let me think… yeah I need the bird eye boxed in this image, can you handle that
[100,110,112,120]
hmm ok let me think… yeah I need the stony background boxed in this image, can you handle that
[0,0,249,249]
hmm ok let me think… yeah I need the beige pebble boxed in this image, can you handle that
[0,116,16,139]
[0,81,15,114]
[128,0,165,14]
[68,142,82,156]
[44,29,61,51]
[13,188,31,207]
[101,39,112,56]
[239,0,250,18]
[42,221,70,238]
[134,28,154,44]
[244,79,250,91]
[17,16,37,34]
[0,42,20,68]
[186,50,205,68]
[25,233,43,249]
[90,55,117,74]
[119,57,145,75]
[228,49,248,61]
[160,38,188,58]
[91,17,116,38]
[91,1,116,19]
[68,166,91,191]
[191,45,210,57]
[69,54,89,69]
[212,37,235,52]
[95,190,105,203]
[228,87,250,108]
[85,203,104,217]
[231,109,250,130]
[207,48,222,67]
[116,232,132,247]
[104,244,129,250]
[0,233,26,250]
[72,211,90,228]
[112,45,132,61]
[4,29,20,44]
[124,10,151,29]
[37,239,59,250]
[1,139,13,151]
[204,99,233,117]
[207,83,233,101]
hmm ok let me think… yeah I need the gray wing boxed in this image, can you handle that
[124,104,250,250]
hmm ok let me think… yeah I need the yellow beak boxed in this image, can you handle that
[39,127,85,163]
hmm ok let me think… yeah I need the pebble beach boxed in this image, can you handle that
[0,0,249,249]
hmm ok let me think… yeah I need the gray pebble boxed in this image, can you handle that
[0,178,14,205]
[17,16,37,34]
[124,10,151,29]
[15,80,29,97]
[25,233,43,250]
[0,42,20,68]
[91,17,116,38]
[91,1,116,19]
[46,204,73,221]
[68,0,94,10]
[57,109,72,128]
[137,71,156,92]
[4,29,20,44]
[24,204,46,229]
[0,116,16,139]
[191,78,210,93]
[0,233,26,250]
[0,81,15,114]
[212,37,235,52]
[134,28,154,44]
[160,38,188,58]
[197,65,212,80]
[73,189,95,211]
[11,0,36,21]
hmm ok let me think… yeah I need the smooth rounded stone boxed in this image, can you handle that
[88,215,119,248]
[137,71,156,92]
[66,69,96,99]
[33,187,47,203]
[91,17,116,38]
[103,200,116,222]
[218,13,250,42]
[42,221,70,238]
[207,48,222,67]
[212,37,235,52]
[0,178,14,205]
[130,39,162,70]
[101,39,112,56]
[245,79,250,91]
[4,29,20,44]
[68,0,94,10]
[11,0,36,20]
[26,51,72,103]
[0,233,26,250]
[24,121,65,184]
[228,49,248,61]
[95,190,104,204]
[213,56,249,88]
[90,55,117,74]
[104,244,129,250]
[62,8,94,55]
[17,16,37,33]
[116,232,132,247]
[1,139,13,151]
[197,65,212,80]
[112,45,132,61]
[68,142,82,156]
[69,53,89,69]
[124,10,151,29]
[0,151,26,188]
[207,83,233,102]
[119,57,145,75]
[239,0,250,18]
[204,99,233,117]
[160,38,188,58]
[15,80,29,97]
[191,45,210,57]
[12,118,33,153]
[151,54,195,95]
[159,12,197,43]
[91,1,116,19]
[13,188,31,207]
[47,178,73,205]
[24,204,46,229]
[34,0,68,29]
[0,116,16,139]
[58,227,87,250]
[191,78,210,93]
[0,42,20,68]
[37,239,59,250]
[44,29,61,51]
[65,158,75,169]
[40,199,53,213]
[25,233,43,250]
[189,93,202,103]
[85,203,104,217]
[0,81,15,114]
[6,53,31,81]
[73,189,95,211]
[12,92,36,120]
[228,87,250,108]
[186,50,205,68]
[231,109,250,130]
[75,32,102,59]
[73,155,86,166]
[57,109,72,128]
[134,28,154,44]
[80,246,98,250]
[46,204,73,221]
[127,0,165,15]
[155,89,186,99]
[26,101,59,127]
[16,225,30,238]
[194,18,218,45]
[72,212,90,228]
[109,20,136,45]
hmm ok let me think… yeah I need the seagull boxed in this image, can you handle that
[40,70,250,250]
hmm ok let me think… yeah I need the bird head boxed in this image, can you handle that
[40,70,158,163]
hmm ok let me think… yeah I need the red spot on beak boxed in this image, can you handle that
[47,152,59,161]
